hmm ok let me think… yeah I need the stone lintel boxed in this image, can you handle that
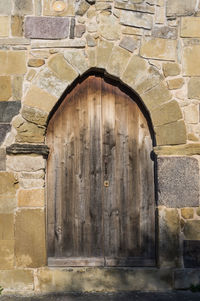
[154,144,200,156]
[6,144,49,157]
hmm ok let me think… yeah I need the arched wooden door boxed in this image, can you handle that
[47,75,155,267]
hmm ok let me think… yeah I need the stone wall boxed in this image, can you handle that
[0,0,200,295]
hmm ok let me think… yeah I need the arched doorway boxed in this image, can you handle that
[46,74,155,267]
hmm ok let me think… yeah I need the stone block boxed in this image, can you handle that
[0,172,18,213]
[26,69,36,81]
[75,24,86,38]
[0,214,14,239]
[13,119,45,143]
[25,17,70,39]
[140,38,177,61]
[7,155,45,172]
[11,15,23,37]
[0,269,34,291]
[181,208,194,219]
[152,26,177,39]
[184,104,199,124]
[183,45,200,76]
[15,209,46,267]
[64,50,88,74]
[114,1,155,13]
[155,120,187,145]
[0,76,12,101]
[181,17,200,38]
[120,11,153,29]
[31,39,86,49]
[122,27,143,36]
[188,77,200,99]
[48,53,78,82]
[183,240,200,268]
[119,36,138,52]
[0,51,26,75]
[14,0,33,15]
[0,16,9,37]
[174,269,200,289]
[0,240,14,269]
[0,148,6,171]
[0,0,12,15]
[18,188,44,207]
[76,0,90,16]
[36,267,172,292]
[167,0,197,17]
[163,62,180,77]
[86,34,96,47]
[157,157,199,207]
[0,102,21,123]
[167,78,184,90]
[158,208,180,267]
[43,0,75,17]
[107,46,131,78]
[21,106,48,126]
[151,100,182,126]
[99,14,121,41]
[28,59,45,67]
[142,83,171,111]
[154,144,200,156]
[184,221,200,240]
[12,75,23,101]
[0,124,11,145]
[23,85,57,113]
[96,39,113,70]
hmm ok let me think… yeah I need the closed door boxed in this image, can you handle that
[47,75,155,267]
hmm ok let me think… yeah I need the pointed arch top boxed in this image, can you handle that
[22,44,186,147]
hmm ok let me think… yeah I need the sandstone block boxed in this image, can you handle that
[26,69,36,81]
[154,144,200,156]
[142,83,171,111]
[163,62,180,77]
[86,34,96,47]
[14,0,33,15]
[158,207,180,267]
[0,148,6,171]
[0,16,9,37]
[115,1,155,13]
[99,14,121,41]
[120,11,153,29]
[167,78,184,90]
[0,0,12,15]
[23,85,57,113]
[152,26,177,39]
[25,17,70,39]
[64,50,88,74]
[15,209,46,267]
[188,77,200,99]
[11,15,23,37]
[183,240,200,268]
[167,0,197,17]
[0,214,14,239]
[14,119,45,144]
[122,27,143,36]
[75,24,86,38]
[43,0,74,17]
[0,51,26,75]
[181,208,194,219]
[76,0,90,16]
[21,106,48,126]
[181,17,200,38]
[151,100,182,126]
[107,46,131,78]
[183,45,200,76]
[96,39,114,69]
[28,59,45,67]
[18,188,44,207]
[0,124,11,145]
[155,120,187,145]
[31,39,86,49]
[48,53,78,82]
[0,270,33,291]
[184,221,200,240]
[157,157,199,207]
[119,36,138,52]
[0,172,18,213]
[12,75,23,101]
[0,76,12,101]
[7,155,45,172]
[140,38,177,61]
[0,240,14,269]
[183,104,199,124]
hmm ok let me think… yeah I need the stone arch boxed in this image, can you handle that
[21,43,186,147]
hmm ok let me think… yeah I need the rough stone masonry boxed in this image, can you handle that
[0,0,199,295]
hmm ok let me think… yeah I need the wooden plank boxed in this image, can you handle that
[105,257,155,267]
